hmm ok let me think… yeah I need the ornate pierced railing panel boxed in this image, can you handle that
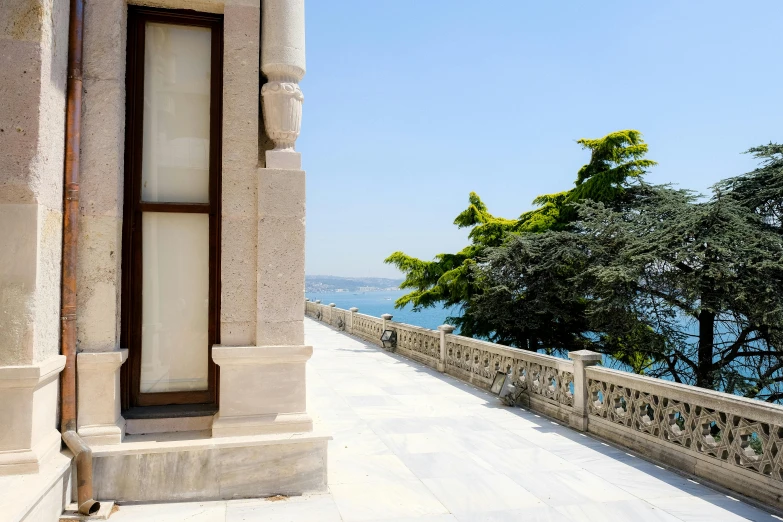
[389,322,441,368]
[586,366,783,493]
[351,313,383,346]
[444,335,575,415]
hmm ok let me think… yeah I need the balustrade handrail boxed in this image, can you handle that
[446,333,574,372]
[587,365,783,423]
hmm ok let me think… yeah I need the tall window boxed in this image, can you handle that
[122,7,222,408]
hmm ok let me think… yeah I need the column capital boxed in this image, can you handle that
[568,350,602,365]
[349,307,358,313]
[381,314,393,321]
[437,325,455,334]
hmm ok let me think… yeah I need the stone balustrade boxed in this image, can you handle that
[303,300,783,510]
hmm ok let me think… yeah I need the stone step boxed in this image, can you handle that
[90,430,330,503]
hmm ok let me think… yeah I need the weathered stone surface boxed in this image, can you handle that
[83,0,125,82]
[91,433,328,502]
[212,345,312,436]
[77,350,127,445]
[0,204,37,366]
[221,216,258,325]
[261,0,305,78]
[0,450,71,522]
[257,320,305,346]
[257,169,306,345]
[76,215,122,353]
[0,355,65,474]
[0,0,68,367]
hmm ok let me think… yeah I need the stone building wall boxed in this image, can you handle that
[0,0,70,366]
[76,0,262,353]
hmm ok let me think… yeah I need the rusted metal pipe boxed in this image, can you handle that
[62,431,99,515]
[61,0,100,515]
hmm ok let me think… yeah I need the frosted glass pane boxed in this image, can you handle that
[141,212,209,393]
[142,23,211,203]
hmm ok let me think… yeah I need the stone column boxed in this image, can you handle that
[0,0,70,475]
[349,308,358,334]
[212,0,312,438]
[437,325,455,373]
[381,314,393,332]
[328,303,335,324]
[261,0,305,169]
[567,350,603,431]
[74,0,129,447]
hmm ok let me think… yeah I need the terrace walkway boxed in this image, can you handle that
[111,319,778,522]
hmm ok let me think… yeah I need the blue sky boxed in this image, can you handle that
[298,1,782,278]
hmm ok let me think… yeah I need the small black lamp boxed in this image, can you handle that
[380,330,397,351]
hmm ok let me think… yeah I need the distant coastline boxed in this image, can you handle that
[305,275,403,293]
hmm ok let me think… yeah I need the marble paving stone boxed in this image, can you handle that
[329,453,419,484]
[554,499,683,521]
[586,460,715,499]
[421,474,544,514]
[217,441,327,498]
[380,385,432,396]
[450,426,539,453]
[508,468,637,507]
[94,448,220,501]
[473,447,582,475]
[109,501,227,521]
[383,515,457,522]
[452,505,570,522]
[225,494,342,521]
[379,432,466,455]
[330,479,449,521]
[344,394,407,409]
[329,430,392,457]
[395,451,496,479]
[647,494,776,521]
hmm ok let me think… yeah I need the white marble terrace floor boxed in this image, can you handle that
[110,318,780,522]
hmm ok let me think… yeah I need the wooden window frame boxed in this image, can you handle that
[121,6,223,409]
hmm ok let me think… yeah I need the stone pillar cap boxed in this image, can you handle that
[314,300,321,304]
[438,324,456,333]
[568,350,603,363]
[329,303,336,307]
[381,314,393,320]
[349,307,359,312]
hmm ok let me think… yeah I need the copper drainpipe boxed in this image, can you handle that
[61,0,99,515]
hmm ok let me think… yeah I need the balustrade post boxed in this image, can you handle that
[567,350,603,431]
[381,314,393,332]
[349,307,358,334]
[328,303,335,324]
[437,325,455,373]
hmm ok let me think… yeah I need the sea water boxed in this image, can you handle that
[305,290,459,331]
